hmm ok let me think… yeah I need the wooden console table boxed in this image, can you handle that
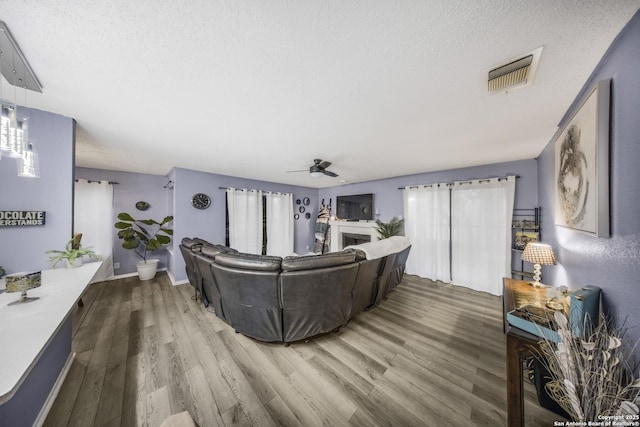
[503,277,566,427]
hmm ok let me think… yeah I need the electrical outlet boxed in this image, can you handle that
[114,262,120,269]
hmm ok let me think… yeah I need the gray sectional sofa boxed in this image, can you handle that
[179,236,411,344]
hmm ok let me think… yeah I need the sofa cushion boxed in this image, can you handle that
[181,237,211,251]
[214,253,282,271]
[281,251,355,272]
[181,237,199,249]
[200,244,228,259]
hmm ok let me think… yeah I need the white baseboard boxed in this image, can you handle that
[166,269,189,286]
[34,352,75,427]
[106,271,138,280]
[106,268,188,286]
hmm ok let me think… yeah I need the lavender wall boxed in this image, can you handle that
[318,159,538,222]
[170,167,318,283]
[0,108,74,273]
[538,10,640,352]
[75,167,171,276]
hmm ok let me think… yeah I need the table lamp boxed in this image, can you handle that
[5,271,41,305]
[521,243,556,287]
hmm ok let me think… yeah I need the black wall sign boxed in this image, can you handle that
[0,211,46,227]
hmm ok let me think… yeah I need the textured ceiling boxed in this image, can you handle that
[1,1,639,188]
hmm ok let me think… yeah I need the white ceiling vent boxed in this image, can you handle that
[487,47,543,93]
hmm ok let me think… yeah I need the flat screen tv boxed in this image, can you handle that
[336,193,374,221]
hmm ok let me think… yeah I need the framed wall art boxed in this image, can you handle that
[554,79,610,237]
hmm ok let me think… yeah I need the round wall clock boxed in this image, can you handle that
[192,193,211,209]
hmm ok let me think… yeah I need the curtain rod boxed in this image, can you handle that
[75,179,119,185]
[397,174,519,190]
[218,186,291,195]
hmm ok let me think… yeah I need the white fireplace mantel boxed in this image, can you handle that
[329,220,380,252]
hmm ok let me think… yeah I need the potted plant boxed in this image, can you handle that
[46,234,98,268]
[375,216,405,239]
[114,212,173,280]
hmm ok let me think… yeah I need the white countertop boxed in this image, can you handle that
[0,261,102,404]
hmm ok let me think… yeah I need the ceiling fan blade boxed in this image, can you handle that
[286,169,308,173]
[318,160,332,169]
[323,170,338,177]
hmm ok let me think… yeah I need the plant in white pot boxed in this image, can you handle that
[114,213,173,280]
[47,234,98,268]
[375,216,404,239]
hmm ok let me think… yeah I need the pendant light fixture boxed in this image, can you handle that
[18,141,39,178]
[17,82,37,178]
[0,20,42,177]
[8,73,30,161]
[0,49,13,154]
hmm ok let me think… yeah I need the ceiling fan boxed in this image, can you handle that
[287,159,339,178]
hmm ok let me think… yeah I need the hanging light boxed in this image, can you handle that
[18,140,39,178]
[0,49,13,154]
[7,74,29,159]
[0,21,42,177]
[0,106,7,156]
[8,116,27,159]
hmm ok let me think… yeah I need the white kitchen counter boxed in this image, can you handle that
[0,261,101,404]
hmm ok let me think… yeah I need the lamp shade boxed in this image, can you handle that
[521,243,556,266]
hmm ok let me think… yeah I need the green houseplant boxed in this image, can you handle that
[46,235,98,268]
[114,213,173,280]
[375,216,405,239]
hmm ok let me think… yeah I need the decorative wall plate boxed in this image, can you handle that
[303,197,310,206]
[296,199,301,205]
[294,213,300,220]
[135,201,150,211]
[299,206,305,213]
[305,212,311,219]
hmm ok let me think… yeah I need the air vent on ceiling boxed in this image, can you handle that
[487,47,542,93]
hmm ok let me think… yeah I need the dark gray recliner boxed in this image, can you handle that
[193,245,229,318]
[385,245,411,296]
[211,253,284,342]
[280,252,358,343]
[179,237,207,299]
[348,249,385,316]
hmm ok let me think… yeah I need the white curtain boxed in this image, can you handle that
[227,188,263,254]
[74,179,114,282]
[451,176,515,295]
[265,192,294,257]
[403,184,451,283]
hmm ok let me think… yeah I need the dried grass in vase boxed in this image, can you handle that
[537,311,640,421]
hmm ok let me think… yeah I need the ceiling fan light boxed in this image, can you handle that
[310,171,323,178]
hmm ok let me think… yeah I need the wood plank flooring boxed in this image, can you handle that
[43,273,562,426]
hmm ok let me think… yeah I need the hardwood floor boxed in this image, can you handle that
[43,273,561,426]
